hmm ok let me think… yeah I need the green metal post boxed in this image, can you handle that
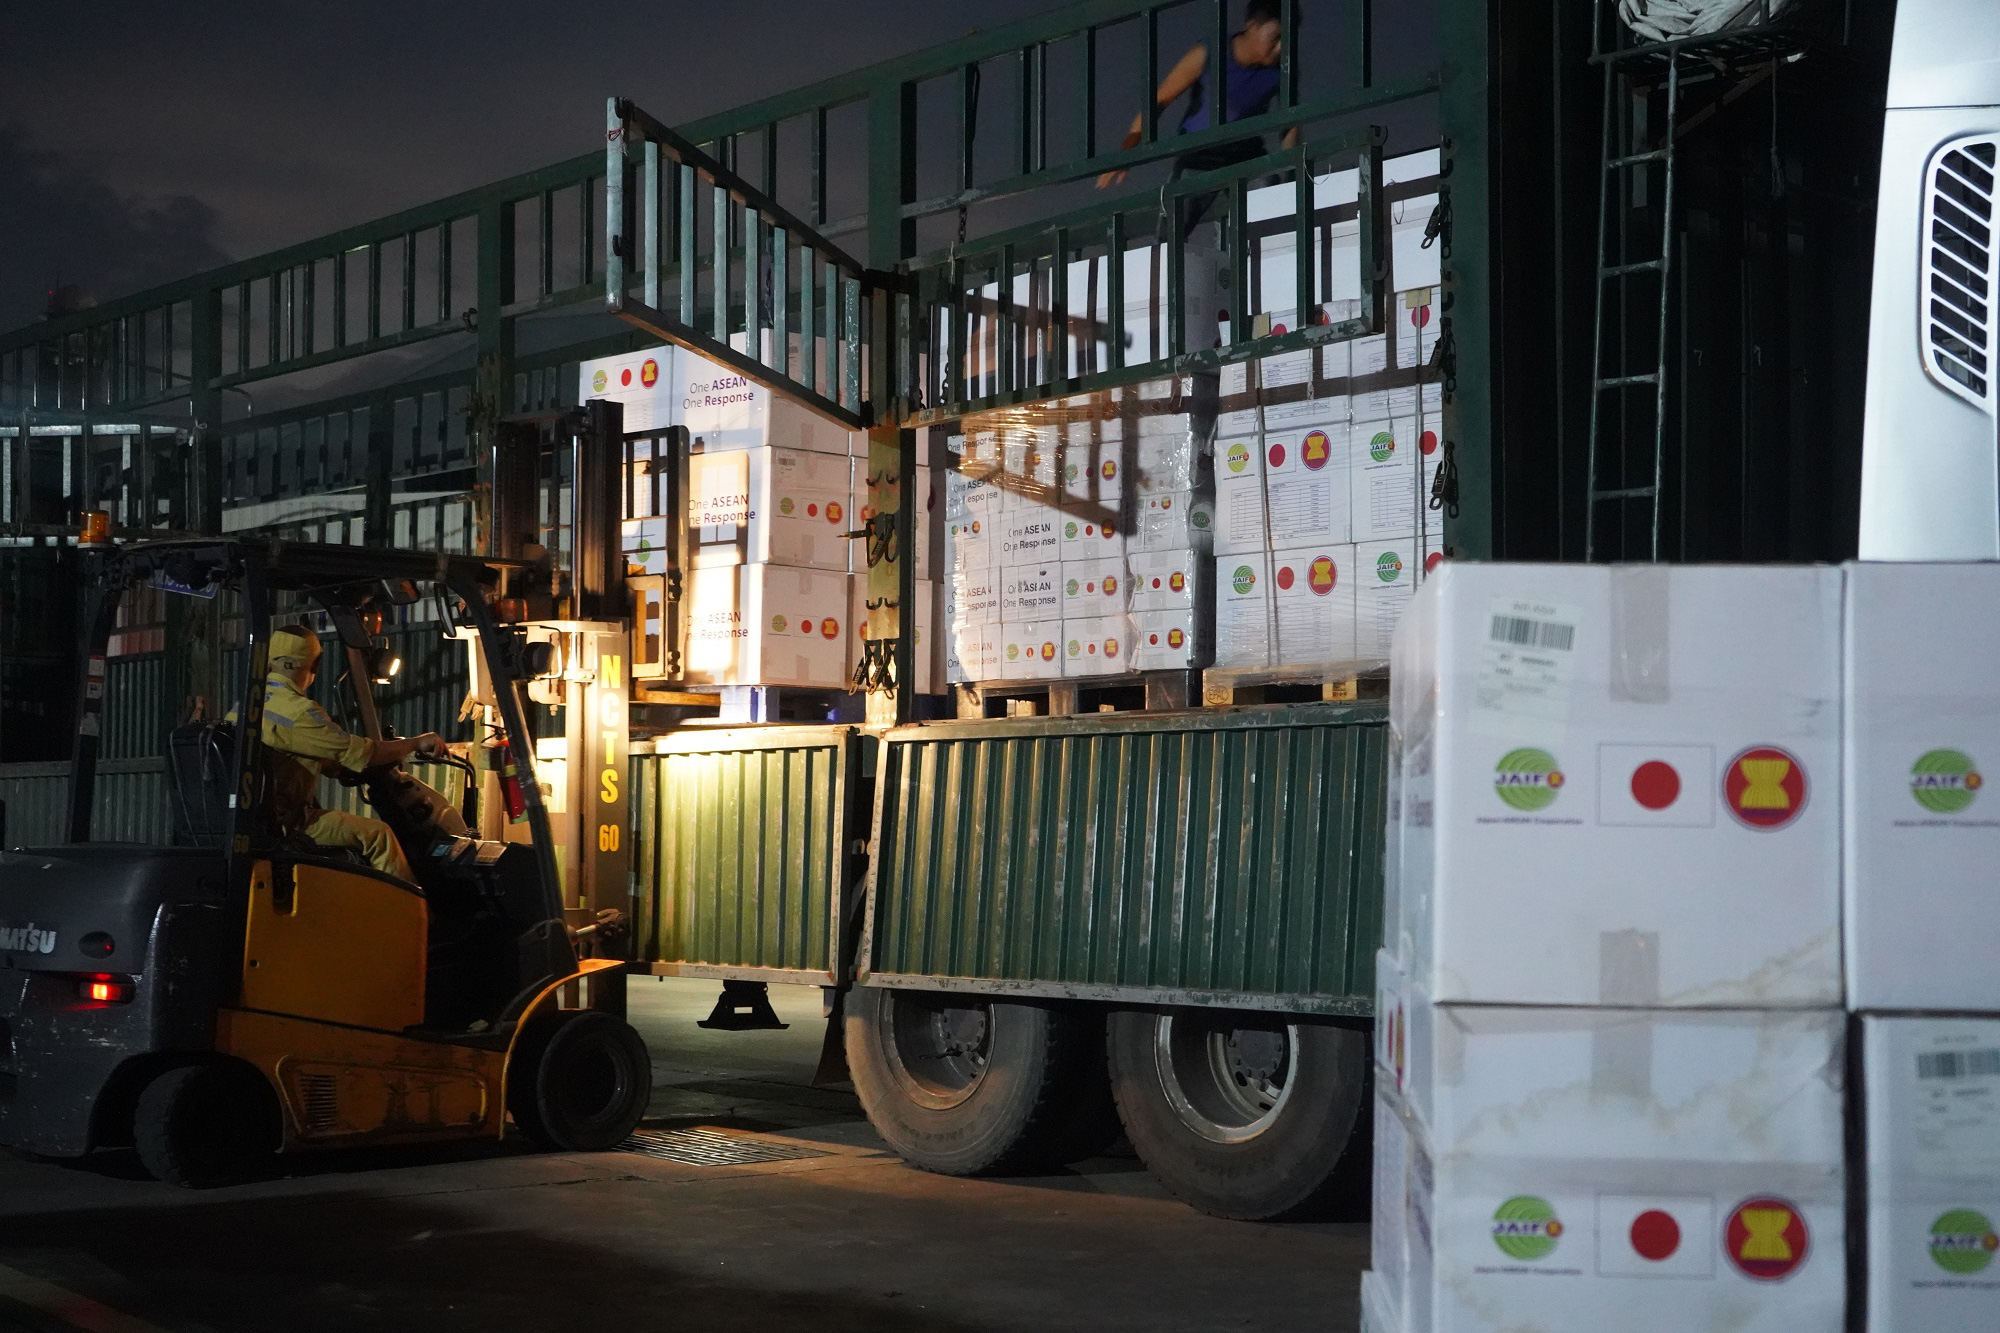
[1438,0,1492,560]
[473,201,517,559]
[870,82,919,725]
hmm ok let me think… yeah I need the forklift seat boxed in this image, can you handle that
[167,721,236,848]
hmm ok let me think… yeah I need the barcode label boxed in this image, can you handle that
[1917,1049,2000,1080]
[1490,615,1575,653]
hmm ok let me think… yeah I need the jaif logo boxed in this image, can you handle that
[1370,429,1397,464]
[1912,749,1982,814]
[1494,749,1564,812]
[1302,429,1332,471]
[1929,1209,2000,1275]
[1725,1197,1809,1281]
[1376,551,1404,583]
[1491,1196,1563,1261]
[0,923,56,955]
[1225,441,1253,474]
[1231,565,1258,596]
[591,368,609,393]
[1724,746,1808,831]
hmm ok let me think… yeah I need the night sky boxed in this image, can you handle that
[0,0,1078,332]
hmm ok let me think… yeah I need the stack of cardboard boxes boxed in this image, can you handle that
[944,397,1214,684]
[1213,291,1443,674]
[584,344,942,693]
[1370,563,1848,1331]
[1845,564,2000,1331]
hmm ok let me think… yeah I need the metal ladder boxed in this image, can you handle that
[1585,49,1681,562]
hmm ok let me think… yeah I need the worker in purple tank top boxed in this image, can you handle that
[1097,0,1301,205]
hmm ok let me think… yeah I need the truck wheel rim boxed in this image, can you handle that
[1153,1015,1297,1145]
[880,994,992,1110]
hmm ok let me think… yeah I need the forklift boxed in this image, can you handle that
[0,406,648,1186]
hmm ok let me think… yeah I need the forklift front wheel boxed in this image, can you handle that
[133,1063,278,1188]
[508,1011,653,1152]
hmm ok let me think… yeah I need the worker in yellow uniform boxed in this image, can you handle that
[258,625,443,881]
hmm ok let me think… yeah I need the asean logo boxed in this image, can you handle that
[1167,627,1185,649]
[820,617,840,640]
[1725,1197,1809,1281]
[1169,571,1186,593]
[1101,460,1117,481]
[1231,565,1257,596]
[1376,551,1403,583]
[1929,1209,2000,1275]
[1102,575,1119,596]
[1491,1196,1563,1261]
[1370,430,1396,464]
[640,357,659,388]
[591,368,609,393]
[1494,748,1564,812]
[1302,429,1332,471]
[1040,641,1057,661]
[1724,746,1808,830]
[1105,637,1120,659]
[824,501,844,526]
[1225,442,1253,475]
[1911,749,1982,814]
[1308,556,1337,596]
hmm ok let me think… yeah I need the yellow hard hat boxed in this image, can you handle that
[270,624,323,672]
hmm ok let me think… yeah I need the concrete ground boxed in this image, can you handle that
[0,980,1369,1333]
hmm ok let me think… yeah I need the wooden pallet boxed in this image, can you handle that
[633,682,868,724]
[954,670,1199,719]
[1198,662,1389,708]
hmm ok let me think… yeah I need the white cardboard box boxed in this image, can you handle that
[1391,995,1846,1333]
[1844,562,2000,1011]
[677,350,855,455]
[1352,417,1430,545]
[1057,499,1126,560]
[1214,553,1273,668]
[1269,544,1358,666]
[1862,1014,2000,1332]
[1134,491,1214,553]
[684,563,852,688]
[1000,510,1061,567]
[948,619,999,683]
[1130,609,1201,670]
[1129,548,1199,612]
[1000,563,1061,623]
[1355,537,1418,659]
[685,447,853,571]
[1389,562,1844,1008]
[1060,557,1129,617]
[579,347,675,434]
[1062,614,1134,677]
[1133,428,1199,493]
[996,621,1063,679]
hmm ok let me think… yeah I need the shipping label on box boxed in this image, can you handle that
[1214,555,1273,668]
[684,564,851,688]
[1062,614,1133,677]
[1001,564,1061,621]
[1863,1015,2000,1333]
[950,525,998,574]
[1129,549,1198,611]
[1001,511,1061,565]
[580,347,674,433]
[1130,609,1201,670]
[1061,558,1128,616]
[996,621,1063,680]
[1844,563,2000,1011]
[1136,491,1215,553]
[1390,563,1844,1008]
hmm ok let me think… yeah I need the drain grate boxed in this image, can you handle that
[617,1127,830,1166]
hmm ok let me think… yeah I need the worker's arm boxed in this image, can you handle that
[1097,45,1209,189]
[267,690,441,774]
[367,733,445,768]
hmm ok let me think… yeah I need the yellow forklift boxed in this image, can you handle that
[0,408,646,1186]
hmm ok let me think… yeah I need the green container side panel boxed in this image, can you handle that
[631,726,856,980]
[0,760,171,847]
[868,704,1385,1016]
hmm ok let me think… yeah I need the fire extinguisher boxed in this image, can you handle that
[495,738,527,823]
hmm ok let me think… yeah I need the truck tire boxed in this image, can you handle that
[1106,1008,1368,1220]
[133,1063,278,1188]
[508,1011,653,1152]
[845,987,1093,1175]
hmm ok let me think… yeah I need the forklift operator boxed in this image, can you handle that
[257,625,443,881]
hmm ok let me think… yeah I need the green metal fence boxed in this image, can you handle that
[864,702,1385,1015]
[630,726,862,984]
[0,759,171,848]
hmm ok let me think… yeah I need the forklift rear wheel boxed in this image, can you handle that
[133,1063,278,1188]
[508,1011,653,1152]
[1106,1009,1368,1221]
[845,987,1098,1176]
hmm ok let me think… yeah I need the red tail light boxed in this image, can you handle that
[79,977,131,1004]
